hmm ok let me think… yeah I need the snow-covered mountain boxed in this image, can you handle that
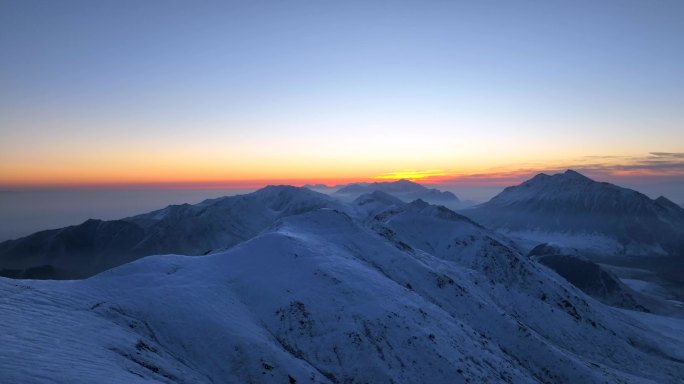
[0,186,345,279]
[302,183,343,194]
[349,190,406,221]
[0,182,464,279]
[463,170,684,257]
[332,179,462,208]
[2,203,684,383]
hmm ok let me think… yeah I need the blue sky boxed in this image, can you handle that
[1,1,683,193]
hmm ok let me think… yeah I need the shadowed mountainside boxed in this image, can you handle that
[463,170,684,256]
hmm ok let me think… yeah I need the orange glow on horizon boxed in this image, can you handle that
[1,165,682,191]
[373,169,447,182]
[1,151,681,190]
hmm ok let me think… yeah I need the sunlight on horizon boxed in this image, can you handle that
[0,1,682,197]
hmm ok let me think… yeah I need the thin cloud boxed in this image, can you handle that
[435,152,684,187]
[649,152,684,158]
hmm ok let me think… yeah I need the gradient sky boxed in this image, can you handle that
[1,1,683,195]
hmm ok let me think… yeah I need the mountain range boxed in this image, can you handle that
[2,187,684,383]
[310,179,464,208]
[2,171,684,382]
[463,170,684,257]
[0,181,464,279]
[0,186,343,279]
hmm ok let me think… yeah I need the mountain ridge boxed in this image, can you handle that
[464,170,684,256]
[2,206,684,383]
[0,186,345,278]
[332,179,462,208]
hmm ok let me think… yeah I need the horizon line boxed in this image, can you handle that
[1,168,682,191]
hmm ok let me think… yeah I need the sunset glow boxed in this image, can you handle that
[2,153,681,192]
[374,170,447,182]
[0,1,682,201]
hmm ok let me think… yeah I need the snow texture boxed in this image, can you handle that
[2,186,684,383]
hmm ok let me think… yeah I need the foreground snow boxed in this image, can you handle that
[2,205,684,383]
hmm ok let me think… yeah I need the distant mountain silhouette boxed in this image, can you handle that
[463,170,684,256]
[333,179,461,208]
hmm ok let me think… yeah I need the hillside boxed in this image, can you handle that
[2,207,684,383]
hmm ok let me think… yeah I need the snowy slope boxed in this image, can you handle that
[2,207,684,383]
[349,190,406,221]
[463,170,684,256]
[0,186,345,279]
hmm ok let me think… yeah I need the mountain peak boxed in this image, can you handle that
[466,170,684,256]
[490,170,633,208]
[371,179,423,190]
[333,179,460,207]
[654,195,684,214]
[527,173,551,184]
[655,195,674,205]
[560,169,591,181]
[393,179,417,185]
[532,172,550,179]
[256,184,304,193]
[408,198,430,209]
[527,170,591,185]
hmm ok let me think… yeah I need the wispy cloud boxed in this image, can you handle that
[649,152,684,158]
[571,152,684,177]
[434,152,684,187]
